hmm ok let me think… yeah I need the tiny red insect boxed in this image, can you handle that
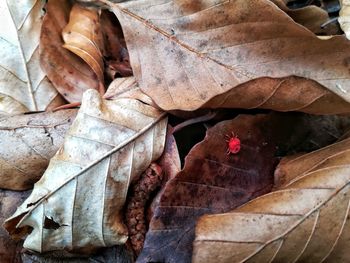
[226,132,241,155]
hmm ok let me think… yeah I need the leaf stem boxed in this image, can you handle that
[171,111,217,134]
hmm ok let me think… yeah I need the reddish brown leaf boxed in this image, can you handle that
[137,114,287,263]
[62,4,105,94]
[40,0,99,103]
[0,189,30,263]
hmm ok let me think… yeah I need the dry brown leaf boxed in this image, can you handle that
[103,0,350,113]
[0,109,77,190]
[339,0,350,39]
[0,189,30,263]
[193,137,350,263]
[203,77,350,114]
[62,4,105,93]
[40,0,99,103]
[4,89,168,253]
[0,0,63,115]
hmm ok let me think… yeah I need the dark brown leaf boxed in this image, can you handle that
[137,114,287,263]
[0,189,30,263]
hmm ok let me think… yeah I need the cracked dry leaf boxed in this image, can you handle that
[339,0,350,39]
[193,137,350,263]
[62,4,105,93]
[0,109,77,190]
[40,0,99,103]
[0,0,63,115]
[103,0,350,113]
[4,89,168,253]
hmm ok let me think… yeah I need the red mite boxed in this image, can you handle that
[226,132,241,155]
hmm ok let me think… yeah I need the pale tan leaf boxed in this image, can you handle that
[102,0,350,112]
[104,77,157,107]
[193,137,350,262]
[62,4,105,91]
[339,0,350,40]
[0,109,77,190]
[0,93,28,115]
[0,0,62,114]
[4,89,168,253]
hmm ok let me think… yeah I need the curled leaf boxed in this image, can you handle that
[104,0,350,112]
[4,89,167,253]
[62,4,105,93]
[193,137,350,263]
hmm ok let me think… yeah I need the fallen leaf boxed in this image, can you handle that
[0,189,30,263]
[193,136,350,263]
[62,4,105,94]
[137,114,283,263]
[0,0,63,114]
[339,0,350,39]
[0,109,77,190]
[103,0,350,112]
[40,0,99,103]
[4,89,168,253]
[203,77,350,114]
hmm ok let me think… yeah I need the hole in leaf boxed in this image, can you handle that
[43,216,67,230]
